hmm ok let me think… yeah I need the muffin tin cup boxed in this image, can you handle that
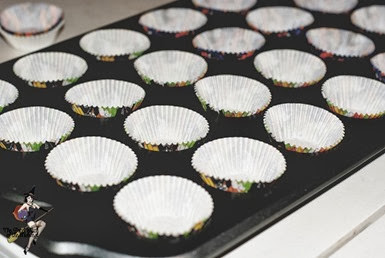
[45,136,138,192]
[322,76,385,119]
[194,75,271,117]
[192,137,286,193]
[192,0,257,15]
[0,106,74,152]
[139,8,207,38]
[65,79,145,118]
[193,27,265,61]
[254,49,327,88]
[13,52,88,89]
[124,105,209,152]
[246,7,314,38]
[134,50,208,87]
[306,27,375,60]
[113,175,214,239]
[0,80,18,113]
[79,29,151,62]
[371,53,385,83]
[263,103,345,153]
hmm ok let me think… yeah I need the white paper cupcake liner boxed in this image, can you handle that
[79,29,150,61]
[192,137,286,193]
[192,27,265,60]
[371,52,385,83]
[254,49,327,87]
[294,0,358,14]
[0,80,18,113]
[113,175,214,238]
[65,79,145,118]
[124,105,209,151]
[194,75,271,116]
[45,136,138,192]
[0,20,64,51]
[322,75,385,119]
[263,103,345,153]
[192,0,257,13]
[306,27,375,58]
[13,52,88,88]
[0,2,63,35]
[139,8,207,36]
[246,6,314,35]
[0,106,74,152]
[134,50,208,87]
[351,5,385,35]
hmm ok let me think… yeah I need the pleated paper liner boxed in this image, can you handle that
[45,136,138,192]
[0,20,64,51]
[263,103,345,153]
[113,175,214,240]
[246,7,314,37]
[253,49,327,88]
[371,52,385,83]
[194,75,271,117]
[351,5,385,35]
[192,27,265,60]
[13,52,88,88]
[65,79,145,118]
[192,137,286,193]
[0,80,18,113]
[0,2,64,36]
[0,106,74,152]
[79,29,150,62]
[139,8,207,38]
[293,0,358,14]
[124,105,209,152]
[322,76,385,119]
[134,50,208,87]
[192,0,257,15]
[306,28,375,61]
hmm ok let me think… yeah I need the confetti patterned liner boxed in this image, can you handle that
[351,5,385,35]
[322,76,385,119]
[371,53,385,83]
[194,75,271,116]
[254,49,327,88]
[139,8,207,38]
[192,27,265,61]
[113,175,214,239]
[0,80,18,113]
[13,52,88,89]
[192,0,257,15]
[79,29,150,62]
[0,106,74,152]
[263,103,345,153]
[192,137,286,193]
[306,27,375,60]
[293,0,358,14]
[246,6,314,37]
[134,50,208,87]
[124,105,209,152]
[45,136,138,192]
[65,79,145,118]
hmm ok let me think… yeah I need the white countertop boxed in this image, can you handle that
[0,1,384,257]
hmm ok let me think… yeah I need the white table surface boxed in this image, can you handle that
[0,1,384,257]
